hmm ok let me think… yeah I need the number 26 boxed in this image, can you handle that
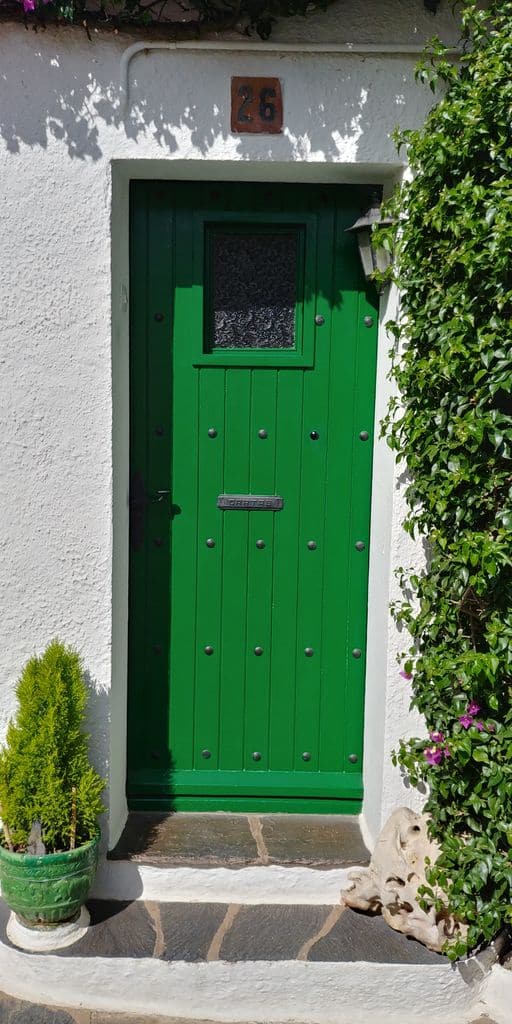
[237,85,276,124]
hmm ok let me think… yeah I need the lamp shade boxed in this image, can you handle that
[346,194,394,287]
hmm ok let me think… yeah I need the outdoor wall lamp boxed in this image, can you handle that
[345,192,394,293]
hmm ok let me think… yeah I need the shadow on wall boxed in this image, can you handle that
[83,670,111,837]
[0,28,412,163]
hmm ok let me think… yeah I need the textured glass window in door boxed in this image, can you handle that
[209,231,299,349]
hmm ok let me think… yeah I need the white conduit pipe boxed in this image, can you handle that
[119,39,460,113]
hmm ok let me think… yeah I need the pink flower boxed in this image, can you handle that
[467,702,481,716]
[400,670,413,681]
[443,745,451,758]
[459,714,474,729]
[474,721,485,731]
[429,730,445,743]
[424,746,443,766]
[18,0,51,9]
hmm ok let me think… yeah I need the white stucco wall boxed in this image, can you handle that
[0,0,456,849]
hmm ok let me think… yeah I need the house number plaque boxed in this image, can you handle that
[231,77,283,134]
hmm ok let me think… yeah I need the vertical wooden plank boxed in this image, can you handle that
[127,182,149,785]
[193,367,225,769]
[218,368,251,770]
[168,200,201,772]
[244,370,278,772]
[143,187,175,774]
[293,207,334,774]
[268,368,304,771]
[128,182,175,785]
[342,230,378,772]
[318,197,359,772]
[318,193,378,773]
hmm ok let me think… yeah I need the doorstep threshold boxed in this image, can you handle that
[108,812,370,869]
[99,813,370,903]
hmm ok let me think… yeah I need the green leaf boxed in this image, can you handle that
[472,747,490,763]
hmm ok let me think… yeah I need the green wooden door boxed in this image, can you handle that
[128,181,377,813]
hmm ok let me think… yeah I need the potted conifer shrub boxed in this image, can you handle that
[0,640,105,938]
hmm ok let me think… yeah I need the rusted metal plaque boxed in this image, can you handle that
[231,77,283,134]
[217,494,284,511]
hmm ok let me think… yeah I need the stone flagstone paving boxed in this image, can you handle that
[0,898,444,964]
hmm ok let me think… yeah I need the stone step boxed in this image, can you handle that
[0,898,505,1024]
[97,811,370,905]
[109,812,370,868]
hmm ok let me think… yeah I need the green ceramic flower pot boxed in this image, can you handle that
[0,834,100,926]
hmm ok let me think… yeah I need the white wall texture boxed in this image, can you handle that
[0,0,458,850]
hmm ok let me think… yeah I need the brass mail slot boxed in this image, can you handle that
[217,494,284,511]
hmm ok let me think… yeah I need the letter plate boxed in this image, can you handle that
[217,494,284,511]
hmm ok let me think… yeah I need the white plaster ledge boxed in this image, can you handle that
[91,860,357,904]
[0,945,488,1024]
[480,964,512,1024]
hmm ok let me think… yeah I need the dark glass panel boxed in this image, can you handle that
[210,232,298,349]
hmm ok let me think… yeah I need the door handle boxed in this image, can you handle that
[150,490,171,503]
[130,476,172,551]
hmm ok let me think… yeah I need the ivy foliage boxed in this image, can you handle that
[0,641,105,853]
[381,0,512,958]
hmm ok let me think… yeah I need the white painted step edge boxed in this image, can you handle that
[480,964,512,1024]
[0,944,490,1024]
[91,860,358,904]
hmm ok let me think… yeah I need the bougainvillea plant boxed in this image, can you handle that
[0,0,331,38]
[380,0,512,959]
[0,0,442,37]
